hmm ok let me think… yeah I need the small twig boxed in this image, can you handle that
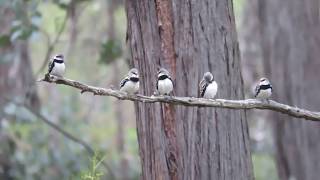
[38,75,320,122]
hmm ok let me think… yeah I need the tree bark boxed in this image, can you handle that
[243,0,320,179]
[125,0,253,179]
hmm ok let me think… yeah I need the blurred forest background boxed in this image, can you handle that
[0,0,318,179]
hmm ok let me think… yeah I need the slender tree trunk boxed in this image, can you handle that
[0,5,40,179]
[125,0,253,179]
[243,0,320,179]
[107,0,129,179]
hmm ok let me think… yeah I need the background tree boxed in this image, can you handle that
[242,0,320,179]
[0,0,140,179]
[125,0,253,179]
[0,3,40,178]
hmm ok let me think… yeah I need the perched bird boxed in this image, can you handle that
[119,68,140,94]
[255,77,272,99]
[199,72,218,99]
[48,54,65,77]
[156,68,173,95]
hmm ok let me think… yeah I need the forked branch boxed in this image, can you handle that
[38,75,320,122]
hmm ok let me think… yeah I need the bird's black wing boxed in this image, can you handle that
[120,77,129,88]
[254,84,261,97]
[199,79,208,97]
[156,80,158,91]
[48,60,54,73]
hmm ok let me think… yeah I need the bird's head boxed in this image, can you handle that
[259,77,270,85]
[158,68,170,78]
[53,54,64,61]
[203,72,214,83]
[129,68,139,77]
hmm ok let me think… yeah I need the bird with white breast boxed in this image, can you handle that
[156,68,173,95]
[199,72,218,99]
[119,68,140,94]
[255,77,272,100]
[48,54,65,77]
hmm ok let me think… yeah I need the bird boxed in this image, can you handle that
[156,68,173,95]
[199,72,218,99]
[119,68,140,94]
[254,77,272,99]
[48,54,65,77]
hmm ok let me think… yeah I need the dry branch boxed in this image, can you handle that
[38,75,320,122]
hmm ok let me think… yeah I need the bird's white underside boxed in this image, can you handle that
[203,81,218,99]
[120,81,139,94]
[256,89,272,99]
[50,63,65,77]
[158,79,173,95]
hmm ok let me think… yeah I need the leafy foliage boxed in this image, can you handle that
[79,152,105,180]
[0,35,11,47]
[252,153,278,180]
[98,39,123,65]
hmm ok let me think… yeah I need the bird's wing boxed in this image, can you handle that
[156,79,158,91]
[120,77,129,88]
[254,84,260,97]
[199,79,208,97]
[48,59,54,73]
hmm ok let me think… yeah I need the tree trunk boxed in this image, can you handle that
[243,0,320,179]
[106,0,129,178]
[0,7,39,116]
[125,0,253,179]
[0,5,40,179]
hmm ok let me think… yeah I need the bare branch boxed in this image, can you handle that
[38,75,320,122]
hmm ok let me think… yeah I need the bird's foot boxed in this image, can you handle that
[153,91,159,96]
[109,85,116,90]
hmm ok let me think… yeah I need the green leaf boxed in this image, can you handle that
[98,39,123,65]
[0,35,11,47]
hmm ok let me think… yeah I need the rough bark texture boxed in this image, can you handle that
[243,0,320,179]
[125,0,253,179]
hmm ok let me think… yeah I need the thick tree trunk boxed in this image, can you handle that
[243,0,320,179]
[125,0,253,179]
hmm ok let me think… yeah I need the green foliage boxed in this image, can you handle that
[4,118,89,180]
[0,0,41,48]
[0,35,11,47]
[252,153,278,180]
[53,0,69,10]
[1,0,137,179]
[79,152,105,180]
[99,39,123,65]
[233,0,244,18]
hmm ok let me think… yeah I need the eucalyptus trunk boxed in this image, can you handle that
[125,0,253,179]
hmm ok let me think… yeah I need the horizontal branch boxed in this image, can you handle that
[38,75,320,122]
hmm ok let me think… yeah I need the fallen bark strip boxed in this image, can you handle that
[38,75,320,122]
